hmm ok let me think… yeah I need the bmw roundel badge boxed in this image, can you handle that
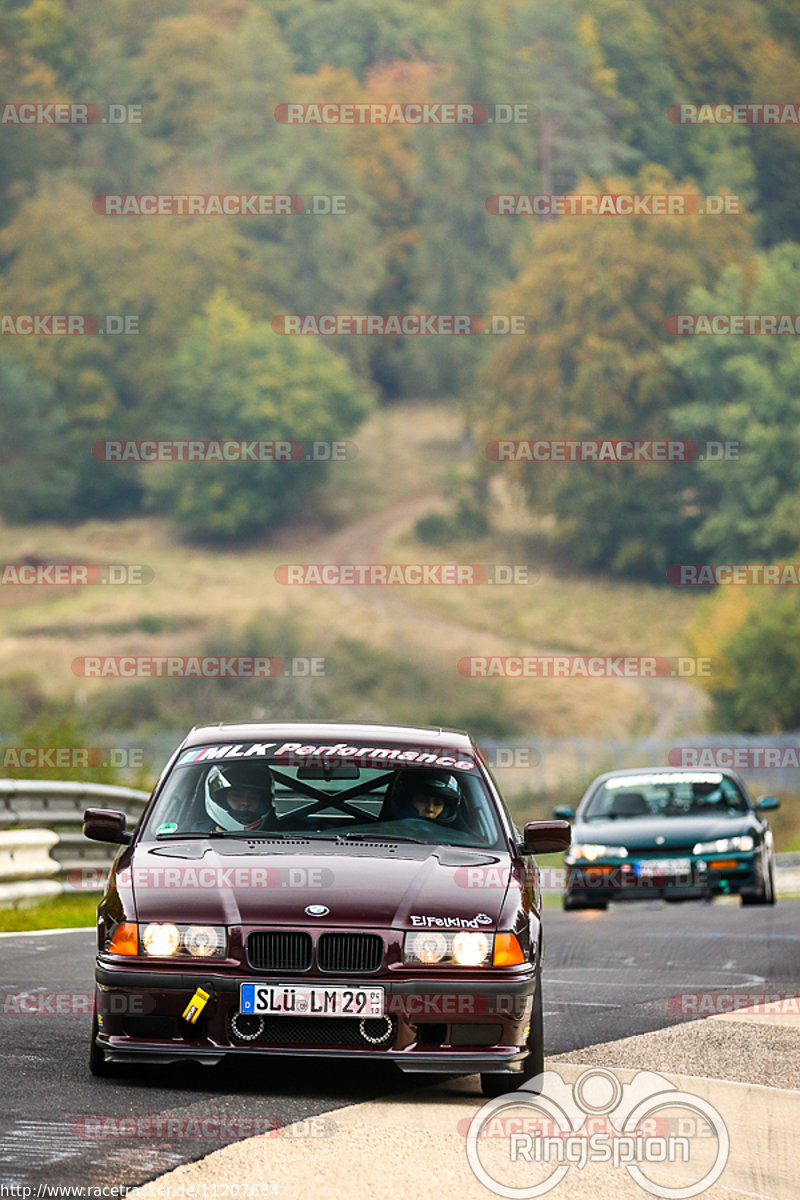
[305,904,329,917]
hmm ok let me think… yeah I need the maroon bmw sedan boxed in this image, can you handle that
[84,722,569,1096]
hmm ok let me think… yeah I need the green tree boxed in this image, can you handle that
[668,242,800,561]
[704,590,800,731]
[144,290,373,540]
[0,354,95,522]
[481,167,753,578]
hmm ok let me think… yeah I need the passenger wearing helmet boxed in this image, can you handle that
[389,770,461,825]
[204,761,276,832]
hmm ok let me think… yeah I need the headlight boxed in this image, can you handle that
[142,923,181,956]
[184,925,223,957]
[452,931,492,966]
[571,843,628,860]
[139,923,227,958]
[693,835,755,855]
[404,930,494,967]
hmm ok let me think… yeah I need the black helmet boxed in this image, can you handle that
[205,760,275,830]
[390,770,462,822]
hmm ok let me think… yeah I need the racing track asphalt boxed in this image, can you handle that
[1,899,798,1192]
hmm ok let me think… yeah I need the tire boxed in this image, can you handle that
[563,893,608,912]
[89,1014,116,1078]
[741,854,776,906]
[481,973,544,1098]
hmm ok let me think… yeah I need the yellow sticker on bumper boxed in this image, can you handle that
[182,987,211,1024]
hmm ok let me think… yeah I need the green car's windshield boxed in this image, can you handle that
[583,772,751,822]
[142,742,505,850]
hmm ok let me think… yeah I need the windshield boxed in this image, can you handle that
[142,741,504,849]
[582,772,750,822]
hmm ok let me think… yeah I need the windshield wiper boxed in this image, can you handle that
[336,833,428,844]
[154,830,227,839]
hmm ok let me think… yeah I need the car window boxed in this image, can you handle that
[582,773,750,821]
[141,746,505,849]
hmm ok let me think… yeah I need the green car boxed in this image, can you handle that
[555,768,779,910]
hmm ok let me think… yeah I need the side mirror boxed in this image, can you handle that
[83,808,131,844]
[552,805,575,821]
[523,819,571,854]
[756,795,780,811]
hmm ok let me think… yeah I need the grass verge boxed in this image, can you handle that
[0,893,98,932]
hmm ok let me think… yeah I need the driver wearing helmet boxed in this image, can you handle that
[204,761,276,832]
[389,770,461,825]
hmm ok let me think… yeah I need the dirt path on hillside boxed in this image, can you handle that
[313,496,707,740]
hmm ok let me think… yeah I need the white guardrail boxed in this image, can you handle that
[0,780,150,907]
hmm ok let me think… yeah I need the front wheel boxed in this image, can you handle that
[481,973,544,1098]
[741,855,776,906]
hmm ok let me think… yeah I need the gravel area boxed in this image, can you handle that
[552,1019,800,1091]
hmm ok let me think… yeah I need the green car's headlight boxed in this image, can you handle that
[571,843,628,860]
[141,923,226,958]
[693,835,754,855]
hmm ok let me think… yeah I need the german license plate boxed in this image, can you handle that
[635,858,692,879]
[240,983,385,1017]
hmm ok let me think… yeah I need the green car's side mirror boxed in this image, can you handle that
[552,805,575,821]
[756,795,780,811]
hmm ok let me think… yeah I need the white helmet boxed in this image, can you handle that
[204,760,275,831]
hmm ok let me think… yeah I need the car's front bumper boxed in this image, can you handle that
[564,853,760,902]
[93,959,538,1075]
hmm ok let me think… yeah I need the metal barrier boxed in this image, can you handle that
[0,781,150,907]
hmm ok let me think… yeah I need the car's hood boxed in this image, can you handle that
[124,840,511,928]
[573,814,756,853]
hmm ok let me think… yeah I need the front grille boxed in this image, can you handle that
[247,931,313,971]
[317,932,384,973]
[634,847,694,857]
[228,1013,396,1048]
